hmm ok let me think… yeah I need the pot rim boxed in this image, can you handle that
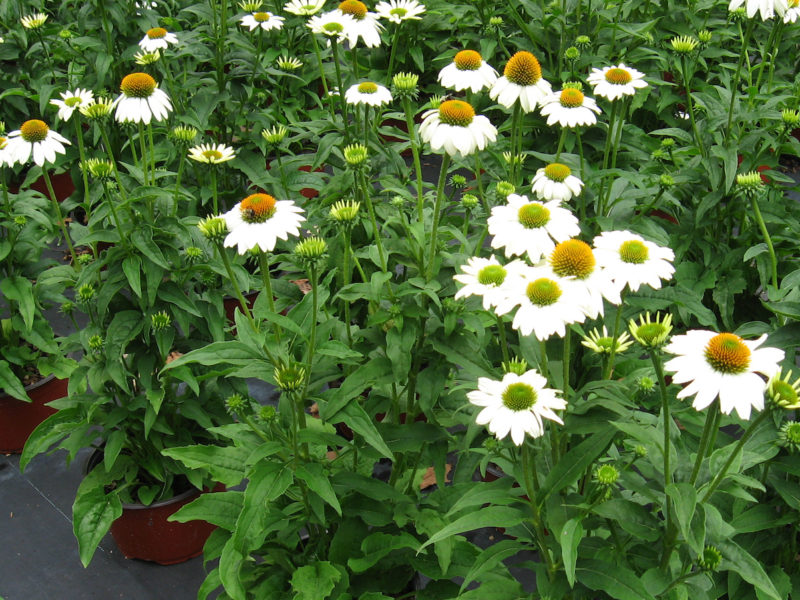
[120,486,201,511]
[0,372,59,401]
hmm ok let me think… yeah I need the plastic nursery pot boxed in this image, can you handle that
[0,374,65,454]
[223,290,260,325]
[109,485,223,565]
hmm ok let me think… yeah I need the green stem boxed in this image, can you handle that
[73,118,90,212]
[603,291,626,379]
[510,103,522,185]
[359,170,388,273]
[42,169,79,267]
[101,179,129,247]
[425,153,452,280]
[750,195,778,290]
[341,227,353,346]
[258,251,282,342]
[210,168,219,214]
[596,100,618,214]
[174,153,186,213]
[689,406,719,486]
[700,409,770,503]
[521,444,556,580]
[401,97,425,224]
[309,34,335,120]
[554,128,567,163]
[331,40,350,140]
[562,328,571,399]
[681,56,705,158]
[496,314,510,365]
[652,349,675,568]
[99,128,128,202]
[386,25,402,78]
[538,338,550,381]
[137,121,149,186]
[216,241,254,323]
[724,19,755,145]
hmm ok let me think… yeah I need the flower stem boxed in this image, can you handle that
[689,406,719,486]
[359,170,388,274]
[73,118,91,213]
[652,349,675,568]
[596,100,618,214]
[99,128,128,203]
[137,121,150,186]
[330,39,350,140]
[562,327,571,399]
[521,443,556,581]
[724,19,755,145]
[100,179,129,247]
[210,168,219,214]
[750,195,778,290]
[700,409,771,503]
[216,241,254,323]
[173,152,186,211]
[341,227,353,346]
[603,290,626,379]
[258,250,282,343]
[425,153,451,280]
[386,25,402,79]
[496,314,510,365]
[42,168,79,267]
[510,103,522,185]
[309,34,335,121]
[401,97,425,224]
[680,56,705,158]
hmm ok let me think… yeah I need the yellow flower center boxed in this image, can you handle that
[790,0,799,7]
[390,7,407,16]
[254,11,271,21]
[773,380,798,404]
[147,27,167,39]
[502,382,537,411]
[619,239,649,264]
[517,202,550,229]
[559,88,585,108]
[454,50,482,71]
[504,51,542,86]
[477,264,507,286]
[605,68,632,85]
[544,162,571,182]
[438,100,475,127]
[65,96,82,107]
[704,333,751,374]
[20,120,49,143]
[323,22,344,33]
[526,278,562,306]
[240,193,277,223]
[339,0,367,18]
[0,136,7,150]
[120,72,157,98]
[358,81,378,94]
[203,149,223,160]
[550,239,595,279]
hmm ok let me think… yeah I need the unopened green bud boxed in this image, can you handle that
[274,362,306,391]
[698,29,712,44]
[575,35,591,48]
[134,50,161,65]
[778,421,800,453]
[13,215,26,227]
[671,35,698,54]
[489,16,503,26]
[659,174,674,188]
[184,246,204,263]
[595,464,619,486]
[782,109,800,127]
[85,158,115,180]
[329,199,360,224]
[634,444,648,458]
[660,137,675,148]
[59,29,74,39]
[736,171,765,198]
[496,181,515,198]
[88,334,104,352]
[276,55,303,71]
[262,124,288,145]
[171,125,199,144]
[563,80,583,91]
[294,236,328,261]
[238,0,262,10]
[461,193,479,209]
[77,283,96,304]
[390,195,405,208]
[258,404,277,422]
[502,357,528,375]
[60,300,75,315]
[392,72,419,98]
[344,143,368,167]
[564,46,580,61]
[76,253,93,266]
[197,216,228,244]
[450,174,467,189]
[225,393,248,415]
[79,98,114,120]
[698,546,722,571]
[629,312,673,349]
[151,311,171,331]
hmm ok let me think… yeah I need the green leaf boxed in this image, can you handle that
[348,532,420,573]
[717,539,782,600]
[0,359,29,401]
[162,341,266,371]
[296,463,341,516]
[560,518,584,588]
[445,479,519,517]
[744,243,768,262]
[162,445,251,487]
[122,255,142,298]
[576,559,656,600]
[338,402,394,459]
[73,476,123,567]
[105,310,144,359]
[232,461,293,553]
[538,429,615,501]
[666,482,696,547]
[319,358,392,420]
[0,276,35,331]
[458,539,521,592]
[169,490,243,530]
[291,561,341,600]
[417,505,526,552]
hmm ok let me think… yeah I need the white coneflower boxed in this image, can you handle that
[728,0,787,20]
[222,193,306,254]
[592,230,675,292]
[336,0,383,48]
[344,81,392,106]
[453,256,528,310]
[488,193,580,261]
[784,0,800,21]
[188,143,236,164]
[539,87,601,127]
[285,0,326,15]
[134,49,162,65]
[21,13,48,29]
[437,50,498,93]
[489,51,552,113]
[375,0,425,22]
[307,10,355,40]
[5,119,70,167]
[665,331,784,420]
[530,163,583,202]
[113,72,172,124]
[138,27,178,52]
[50,88,95,122]
[240,11,285,31]
[587,64,648,102]
[468,369,566,445]
[418,99,497,157]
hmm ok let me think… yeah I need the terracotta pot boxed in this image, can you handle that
[110,484,222,565]
[223,291,260,325]
[9,172,75,202]
[0,374,66,454]
[297,164,323,199]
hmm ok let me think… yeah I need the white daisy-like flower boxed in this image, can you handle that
[587,64,648,102]
[437,50,498,93]
[307,10,355,40]
[454,256,528,310]
[336,0,383,47]
[488,194,580,261]
[539,87,601,128]
[0,135,15,167]
[344,81,392,106]
[188,143,236,164]
[240,11,285,31]
[50,88,95,122]
[134,49,162,65]
[4,120,70,167]
[547,239,622,319]
[285,0,326,15]
[493,266,590,340]
[138,27,179,52]
[530,162,583,202]
[592,230,675,292]
[375,0,424,22]
[664,331,785,420]
[468,369,566,445]
[784,0,799,21]
[20,13,48,29]
[729,0,787,20]
[113,72,172,124]
[223,193,306,254]
[489,51,553,113]
[418,99,497,157]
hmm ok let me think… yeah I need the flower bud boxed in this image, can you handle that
[575,35,591,48]
[225,393,248,415]
[502,357,528,375]
[496,181,515,198]
[88,334,104,352]
[392,72,419,99]
[629,312,673,349]
[197,216,228,244]
[344,143,368,167]
[329,199,360,224]
[564,46,580,61]
[262,124,288,145]
[151,311,172,331]
[461,193,479,210]
[79,98,114,120]
[670,35,699,54]
[274,363,306,391]
[659,174,675,188]
[698,546,722,572]
[595,464,620,486]
[171,125,199,144]
[698,29,712,44]
[76,283,96,304]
